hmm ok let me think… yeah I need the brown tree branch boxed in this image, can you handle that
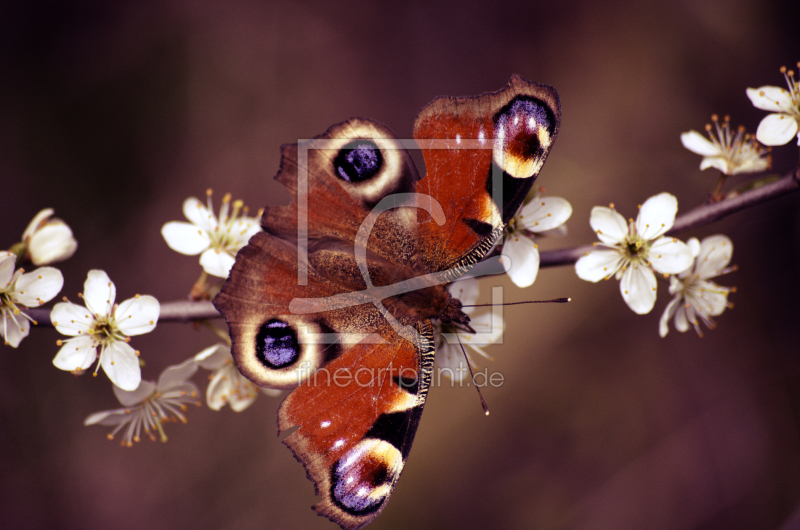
[23,170,800,327]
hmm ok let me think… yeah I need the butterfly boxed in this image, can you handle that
[213,74,560,529]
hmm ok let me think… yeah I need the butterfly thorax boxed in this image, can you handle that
[383,283,470,328]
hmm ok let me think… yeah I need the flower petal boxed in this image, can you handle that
[182,197,214,228]
[467,311,505,346]
[51,302,94,336]
[22,208,54,240]
[113,380,156,407]
[157,358,199,391]
[228,381,260,412]
[694,235,733,280]
[636,193,677,240]
[501,236,540,287]
[0,253,15,286]
[83,270,116,317]
[674,304,690,332]
[53,335,97,371]
[199,248,236,278]
[575,250,623,282]
[161,221,211,255]
[101,341,141,391]
[447,278,480,308]
[28,221,77,265]
[620,265,657,314]
[746,86,795,113]
[518,196,572,232]
[755,113,798,146]
[195,343,231,369]
[84,408,130,426]
[649,237,694,275]
[680,131,720,156]
[205,369,233,411]
[659,295,682,338]
[690,280,729,316]
[13,267,64,307]
[2,312,30,347]
[115,295,160,336]
[699,156,731,175]
[589,206,627,245]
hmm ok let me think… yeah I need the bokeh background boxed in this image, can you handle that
[2,1,800,529]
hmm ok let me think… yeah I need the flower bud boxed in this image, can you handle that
[22,209,78,265]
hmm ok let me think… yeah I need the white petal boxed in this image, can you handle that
[755,113,798,146]
[182,197,214,228]
[84,408,130,426]
[195,343,231,369]
[467,311,505,346]
[434,343,469,382]
[518,196,572,232]
[680,131,720,156]
[229,383,259,412]
[13,267,64,307]
[83,270,116,317]
[22,208,54,240]
[205,370,231,410]
[50,302,93,336]
[648,238,694,275]
[589,206,627,245]
[695,235,733,280]
[659,295,682,338]
[699,156,731,175]
[620,265,657,314]
[53,335,97,371]
[2,312,30,347]
[157,358,199,391]
[674,304,690,332]
[161,221,211,255]
[200,248,236,278]
[0,253,15,286]
[688,281,729,317]
[447,278,480,308]
[575,250,623,282]
[113,380,156,407]
[115,295,160,336]
[687,238,701,258]
[501,236,540,287]
[28,222,77,265]
[746,86,795,113]
[101,341,141,391]
[636,193,677,240]
[233,218,262,244]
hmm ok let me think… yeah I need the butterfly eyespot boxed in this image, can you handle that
[492,96,555,179]
[334,140,383,183]
[256,319,300,369]
[330,439,403,515]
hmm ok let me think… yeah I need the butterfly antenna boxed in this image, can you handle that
[462,297,571,308]
[454,331,490,416]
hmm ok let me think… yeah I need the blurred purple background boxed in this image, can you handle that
[2,1,800,529]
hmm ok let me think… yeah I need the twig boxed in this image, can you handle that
[23,170,800,327]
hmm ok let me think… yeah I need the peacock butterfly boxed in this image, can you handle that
[213,74,561,529]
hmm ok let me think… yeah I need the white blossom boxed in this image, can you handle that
[84,358,201,446]
[659,235,735,337]
[0,251,64,347]
[51,270,159,391]
[500,191,572,287]
[575,193,694,315]
[195,343,280,411]
[681,115,770,175]
[746,63,800,146]
[434,278,504,382]
[161,190,261,278]
[21,208,77,265]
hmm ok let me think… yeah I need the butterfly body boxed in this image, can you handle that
[214,74,560,529]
